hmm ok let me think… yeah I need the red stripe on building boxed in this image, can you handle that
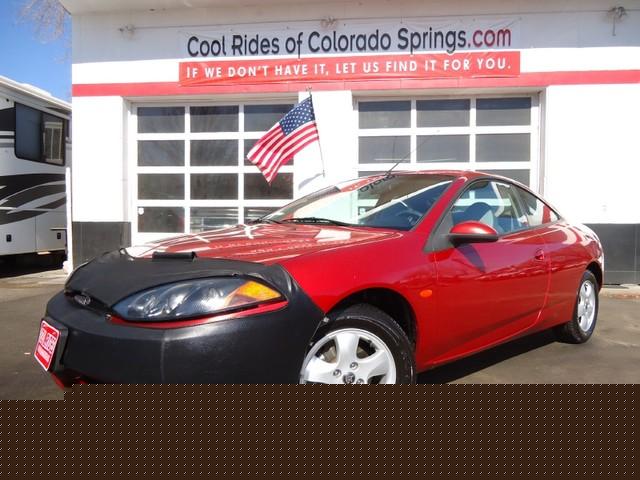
[72,70,640,97]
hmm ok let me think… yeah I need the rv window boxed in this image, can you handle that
[15,104,67,165]
[15,104,41,162]
[43,113,65,165]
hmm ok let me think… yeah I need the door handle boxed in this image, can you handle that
[534,249,545,261]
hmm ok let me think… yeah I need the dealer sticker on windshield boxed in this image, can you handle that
[34,320,60,371]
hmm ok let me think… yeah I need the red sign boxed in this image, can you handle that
[34,320,61,371]
[180,51,520,87]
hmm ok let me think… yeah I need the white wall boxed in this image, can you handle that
[70,0,640,84]
[71,96,128,222]
[544,83,640,224]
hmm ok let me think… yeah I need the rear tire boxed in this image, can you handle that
[300,304,416,384]
[554,270,599,344]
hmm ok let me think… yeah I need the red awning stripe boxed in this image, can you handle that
[72,69,640,97]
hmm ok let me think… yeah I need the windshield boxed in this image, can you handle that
[262,174,454,230]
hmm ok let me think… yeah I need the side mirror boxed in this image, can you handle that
[448,221,499,245]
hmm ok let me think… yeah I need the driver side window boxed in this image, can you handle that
[451,181,529,235]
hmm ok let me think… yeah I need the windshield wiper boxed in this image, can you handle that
[249,218,282,225]
[281,217,353,227]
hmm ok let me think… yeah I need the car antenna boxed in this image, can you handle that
[383,136,431,178]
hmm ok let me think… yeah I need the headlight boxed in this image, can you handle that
[113,277,283,322]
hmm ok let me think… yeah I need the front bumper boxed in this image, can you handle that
[44,288,325,384]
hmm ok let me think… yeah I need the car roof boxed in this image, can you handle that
[365,170,491,181]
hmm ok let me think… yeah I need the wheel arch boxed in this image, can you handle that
[586,261,603,290]
[328,288,417,349]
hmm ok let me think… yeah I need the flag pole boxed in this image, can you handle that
[307,87,327,180]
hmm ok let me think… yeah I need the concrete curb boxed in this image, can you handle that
[601,287,640,300]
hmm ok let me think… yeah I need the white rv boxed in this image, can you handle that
[0,76,71,257]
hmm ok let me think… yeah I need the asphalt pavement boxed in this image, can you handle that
[0,260,638,398]
[0,265,68,399]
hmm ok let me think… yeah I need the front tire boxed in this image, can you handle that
[300,304,416,384]
[554,270,599,344]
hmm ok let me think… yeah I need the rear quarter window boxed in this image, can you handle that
[516,187,559,227]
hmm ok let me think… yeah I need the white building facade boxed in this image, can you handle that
[61,0,640,283]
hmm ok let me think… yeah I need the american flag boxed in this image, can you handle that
[247,97,320,184]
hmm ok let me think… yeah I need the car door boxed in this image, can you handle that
[513,185,581,329]
[429,180,550,362]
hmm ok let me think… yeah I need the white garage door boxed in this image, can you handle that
[132,101,296,243]
[357,95,540,189]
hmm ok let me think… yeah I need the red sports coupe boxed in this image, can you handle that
[35,171,604,385]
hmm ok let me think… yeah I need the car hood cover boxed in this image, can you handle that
[65,249,302,308]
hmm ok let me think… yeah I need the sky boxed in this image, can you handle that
[0,0,71,101]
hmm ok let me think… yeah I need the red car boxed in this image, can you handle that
[35,171,604,385]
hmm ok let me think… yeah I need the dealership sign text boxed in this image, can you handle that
[180,51,520,86]
[179,17,520,86]
[183,17,519,57]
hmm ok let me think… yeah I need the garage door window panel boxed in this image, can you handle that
[138,174,184,200]
[244,207,278,222]
[417,135,469,163]
[417,99,470,127]
[191,140,237,166]
[358,96,537,188]
[138,140,184,167]
[190,106,238,132]
[359,136,411,164]
[191,207,238,232]
[245,104,293,132]
[138,107,185,133]
[476,134,530,163]
[245,173,293,200]
[191,174,238,200]
[138,207,185,233]
[359,101,411,129]
[135,103,295,239]
[476,98,531,126]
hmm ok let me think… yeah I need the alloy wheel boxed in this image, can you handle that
[300,328,397,384]
[577,280,597,332]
